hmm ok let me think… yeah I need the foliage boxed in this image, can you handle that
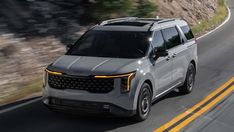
[129,0,157,18]
[0,78,42,105]
[86,0,157,23]
[192,0,227,36]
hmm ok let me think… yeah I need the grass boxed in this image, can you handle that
[0,78,42,105]
[192,0,228,36]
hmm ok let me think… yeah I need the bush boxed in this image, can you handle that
[129,0,157,18]
[86,0,157,23]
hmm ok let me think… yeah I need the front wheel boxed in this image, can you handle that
[133,83,152,121]
[179,63,196,94]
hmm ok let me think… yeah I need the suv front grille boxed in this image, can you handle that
[48,74,114,93]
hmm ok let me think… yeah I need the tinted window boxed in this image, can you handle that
[67,31,151,58]
[162,27,181,49]
[152,31,165,49]
[181,26,194,40]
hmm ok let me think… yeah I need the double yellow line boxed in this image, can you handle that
[154,77,234,132]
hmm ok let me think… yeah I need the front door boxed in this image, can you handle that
[151,30,173,94]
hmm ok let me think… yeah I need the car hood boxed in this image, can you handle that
[47,55,143,76]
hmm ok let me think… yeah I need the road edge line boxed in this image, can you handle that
[0,97,41,114]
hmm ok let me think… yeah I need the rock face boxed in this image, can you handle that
[154,0,218,25]
[0,34,65,100]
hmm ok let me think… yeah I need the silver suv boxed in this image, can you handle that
[43,17,198,121]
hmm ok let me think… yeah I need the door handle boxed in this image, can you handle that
[172,53,177,58]
[166,56,171,61]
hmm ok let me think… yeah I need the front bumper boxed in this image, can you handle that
[43,97,136,116]
[42,70,140,116]
[43,74,139,109]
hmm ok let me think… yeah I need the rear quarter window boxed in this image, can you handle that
[181,25,194,40]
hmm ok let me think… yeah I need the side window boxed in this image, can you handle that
[162,27,182,49]
[152,31,165,49]
[181,25,194,40]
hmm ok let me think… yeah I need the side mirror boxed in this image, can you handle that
[66,44,73,51]
[153,47,168,59]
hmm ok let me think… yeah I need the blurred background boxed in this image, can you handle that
[0,0,226,105]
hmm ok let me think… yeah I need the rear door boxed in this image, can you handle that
[180,24,197,76]
[161,26,186,86]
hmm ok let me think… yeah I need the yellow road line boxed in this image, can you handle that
[170,85,234,132]
[154,77,234,132]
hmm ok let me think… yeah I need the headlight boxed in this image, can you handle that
[45,69,62,75]
[43,69,62,87]
[95,72,136,93]
[120,72,135,93]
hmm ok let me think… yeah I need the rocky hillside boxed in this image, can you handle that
[0,0,221,104]
[155,0,218,25]
[0,0,218,44]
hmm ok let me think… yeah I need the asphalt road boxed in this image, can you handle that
[1,1,234,132]
[183,93,234,132]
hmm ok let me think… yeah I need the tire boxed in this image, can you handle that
[133,83,152,121]
[179,63,196,94]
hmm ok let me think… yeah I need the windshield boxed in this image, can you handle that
[66,30,151,58]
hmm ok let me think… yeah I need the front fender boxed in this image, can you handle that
[132,73,155,110]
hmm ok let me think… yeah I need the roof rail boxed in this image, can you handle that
[136,18,164,22]
[147,18,181,31]
[157,18,176,24]
[100,17,138,25]
[157,18,181,24]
